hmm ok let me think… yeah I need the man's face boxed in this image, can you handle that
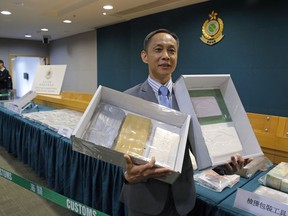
[141,32,178,84]
[0,62,3,69]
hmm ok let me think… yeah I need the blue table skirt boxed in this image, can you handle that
[0,106,126,216]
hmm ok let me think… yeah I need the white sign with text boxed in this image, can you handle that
[234,188,288,216]
[32,65,66,95]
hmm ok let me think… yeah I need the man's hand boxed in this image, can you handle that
[221,154,253,175]
[123,154,172,184]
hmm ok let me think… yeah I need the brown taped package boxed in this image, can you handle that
[114,113,151,157]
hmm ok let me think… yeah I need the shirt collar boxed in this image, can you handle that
[147,76,173,95]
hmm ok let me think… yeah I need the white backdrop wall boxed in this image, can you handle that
[49,30,97,94]
[13,56,42,97]
[0,38,49,72]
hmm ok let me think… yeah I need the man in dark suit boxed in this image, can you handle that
[120,29,250,216]
[0,59,13,100]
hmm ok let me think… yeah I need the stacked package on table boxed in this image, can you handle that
[72,85,190,184]
[264,162,288,193]
[254,185,288,205]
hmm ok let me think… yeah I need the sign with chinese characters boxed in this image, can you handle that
[200,11,224,46]
[32,65,66,95]
[234,188,288,216]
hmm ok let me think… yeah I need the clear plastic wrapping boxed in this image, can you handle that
[83,103,125,149]
[81,102,181,169]
[194,169,240,192]
[236,156,273,178]
[114,113,151,156]
[22,109,83,131]
[189,89,244,164]
[254,185,288,205]
[200,122,243,162]
[258,162,288,193]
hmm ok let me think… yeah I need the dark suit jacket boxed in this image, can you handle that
[0,68,13,91]
[120,80,196,215]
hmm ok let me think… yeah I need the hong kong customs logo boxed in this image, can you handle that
[45,68,53,79]
[200,11,224,46]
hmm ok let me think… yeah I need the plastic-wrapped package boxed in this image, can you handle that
[201,122,243,163]
[23,109,83,131]
[258,162,288,193]
[236,156,273,178]
[189,89,244,165]
[83,103,125,148]
[114,113,151,156]
[194,169,240,192]
[254,185,288,205]
[81,102,182,170]
[191,96,222,118]
[147,127,180,169]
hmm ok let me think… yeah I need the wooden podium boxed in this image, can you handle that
[33,91,93,112]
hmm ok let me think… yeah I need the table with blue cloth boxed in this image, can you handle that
[190,169,264,215]
[191,165,277,216]
[0,104,275,216]
[216,167,275,216]
[0,105,126,216]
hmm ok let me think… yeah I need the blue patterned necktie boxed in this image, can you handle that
[158,86,170,108]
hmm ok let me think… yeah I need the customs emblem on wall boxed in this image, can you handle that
[200,11,224,46]
[45,68,53,79]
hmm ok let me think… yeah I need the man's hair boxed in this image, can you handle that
[0,60,4,64]
[143,29,179,51]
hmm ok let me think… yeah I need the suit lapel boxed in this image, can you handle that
[171,86,180,111]
[139,80,158,104]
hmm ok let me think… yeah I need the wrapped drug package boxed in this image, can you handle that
[258,162,288,193]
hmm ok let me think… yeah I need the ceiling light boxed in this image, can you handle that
[63,20,72,24]
[25,34,32,38]
[103,5,113,10]
[41,28,48,32]
[1,11,12,15]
